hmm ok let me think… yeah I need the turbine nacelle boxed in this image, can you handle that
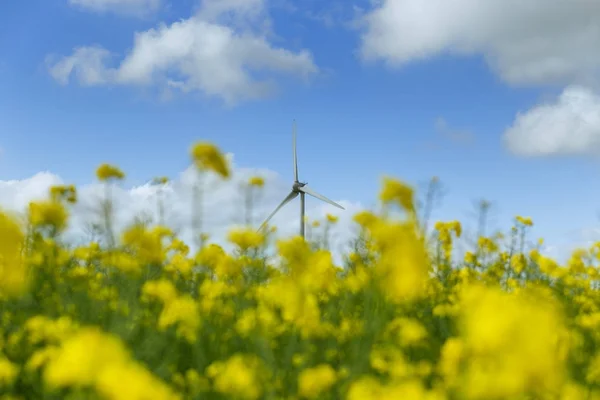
[292,181,307,192]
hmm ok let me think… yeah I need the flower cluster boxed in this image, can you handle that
[2,140,600,399]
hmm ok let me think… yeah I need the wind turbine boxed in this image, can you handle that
[258,120,345,238]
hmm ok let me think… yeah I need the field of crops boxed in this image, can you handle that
[2,142,600,400]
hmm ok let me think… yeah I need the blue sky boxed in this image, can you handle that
[1,0,600,258]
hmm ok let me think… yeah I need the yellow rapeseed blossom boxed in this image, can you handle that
[96,163,125,181]
[5,139,600,400]
[28,200,69,232]
[0,211,28,298]
[384,317,428,347]
[24,315,78,346]
[44,327,179,400]
[102,251,141,275]
[477,236,499,254]
[298,364,337,398]
[379,177,415,212]
[248,176,265,187]
[50,184,77,203]
[206,354,266,400]
[435,221,462,262]
[95,361,181,400]
[228,228,265,251]
[43,327,132,387]
[141,279,179,304]
[121,224,168,265]
[510,254,527,274]
[195,243,226,269]
[370,220,429,303]
[157,295,201,343]
[516,215,533,227]
[456,284,568,399]
[0,356,18,387]
[190,142,230,178]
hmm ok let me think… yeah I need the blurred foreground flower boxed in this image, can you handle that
[190,142,230,178]
[0,211,28,298]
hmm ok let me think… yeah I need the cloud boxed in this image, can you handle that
[434,117,475,145]
[0,158,362,264]
[422,117,475,150]
[68,0,162,16]
[503,86,600,156]
[197,0,267,27]
[359,0,600,87]
[48,47,114,86]
[47,1,318,105]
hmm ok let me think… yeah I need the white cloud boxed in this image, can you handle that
[503,86,600,156]
[197,0,267,27]
[359,0,600,87]
[48,1,318,105]
[434,117,475,145]
[48,47,114,86]
[0,159,362,264]
[68,0,161,16]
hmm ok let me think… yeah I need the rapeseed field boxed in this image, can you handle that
[1,141,599,399]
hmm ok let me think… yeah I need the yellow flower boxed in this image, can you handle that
[26,346,60,371]
[228,228,266,251]
[346,376,385,400]
[196,244,227,269]
[353,211,378,229]
[95,361,181,400]
[385,318,428,347]
[104,251,141,275]
[439,337,464,384]
[28,200,68,232]
[206,354,266,400]
[477,236,499,253]
[44,327,180,400]
[0,211,28,298]
[166,253,193,277]
[96,163,125,181]
[24,315,79,346]
[435,221,462,262]
[0,356,18,387]
[326,214,338,223]
[370,220,429,303]
[516,215,533,227]
[190,142,230,178]
[141,279,179,304]
[43,327,131,387]
[298,364,337,398]
[379,177,415,212]
[248,176,265,187]
[121,224,167,265]
[157,295,201,343]
[510,254,527,274]
[49,185,77,203]
[457,284,568,398]
[464,251,476,264]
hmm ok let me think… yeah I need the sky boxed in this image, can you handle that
[1,0,600,261]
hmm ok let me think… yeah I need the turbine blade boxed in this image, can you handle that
[293,120,299,182]
[258,191,298,231]
[299,185,345,210]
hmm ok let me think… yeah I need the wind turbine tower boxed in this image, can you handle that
[259,121,345,238]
